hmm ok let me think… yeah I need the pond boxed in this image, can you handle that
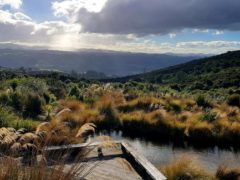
[88,131,240,171]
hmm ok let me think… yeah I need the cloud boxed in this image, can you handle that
[0,10,81,43]
[52,0,108,22]
[176,41,240,49]
[0,1,240,55]
[192,29,209,33]
[213,30,224,35]
[53,0,240,35]
[0,0,22,9]
[14,12,31,21]
[169,33,176,39]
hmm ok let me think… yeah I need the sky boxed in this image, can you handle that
[0,0,240,54]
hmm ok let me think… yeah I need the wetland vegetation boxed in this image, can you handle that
[0,50,240,179]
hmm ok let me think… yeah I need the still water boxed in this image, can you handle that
[89,131,240,171]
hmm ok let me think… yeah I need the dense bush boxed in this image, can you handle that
[196,95,211,108]
[0,92,11,105]
[23,93,46,118]
[9,91,24,111]
[0,107,39,130]
[69,85,81,99]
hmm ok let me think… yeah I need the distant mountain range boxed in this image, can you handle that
[0,47,204,77]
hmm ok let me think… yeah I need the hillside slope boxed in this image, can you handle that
[113,50,240,89]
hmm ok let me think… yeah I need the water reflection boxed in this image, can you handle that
[89,131,240,171]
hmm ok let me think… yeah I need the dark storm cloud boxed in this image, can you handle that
[76,0,240,35]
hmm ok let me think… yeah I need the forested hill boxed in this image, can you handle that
[110,50,240,89]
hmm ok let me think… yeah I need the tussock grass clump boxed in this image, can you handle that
[94,96,119,129]
[0,155,88,180]
[160,155,213,180]
[58,100,86,112]
[117,96,164,112]
[216,165,240,180]
[49,99,103,131]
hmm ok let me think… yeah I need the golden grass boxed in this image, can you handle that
[0,153,91,180]
[216,165,240,180]
[160,155,213,180]
[32,94,240,146]
[58,100,86,112]
[1,90,240,179]
[94,96,115,112]
[0,78,239,145]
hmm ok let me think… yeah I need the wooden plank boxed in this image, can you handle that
[121,141,166,180]
[63,157,143,180]
[44,141,166,180]
[44,141,105,151]
[44,141,122,151]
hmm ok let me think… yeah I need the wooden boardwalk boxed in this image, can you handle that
[44,141,166,180]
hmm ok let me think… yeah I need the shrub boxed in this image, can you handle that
[0,107,38,130]
[170,84,181,91]
[196,95,211,108]
[201,112,218,122]
[9,79,18,90]
[69,85,81,98]
[9,91,24,111]
[23,93,45,118]
[227,94,240,107]
[0,107,15,127]
[48,80,68,99]
[166,103,182,113]
[0,92,11,105]
[17,78,48,96]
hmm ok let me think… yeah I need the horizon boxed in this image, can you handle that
[0,0,240,54]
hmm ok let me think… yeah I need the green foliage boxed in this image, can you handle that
[9,79,18,90]
[201,112,217,122]
[48,80,68,99]
[0,77,51,118]
[17,78,48,95]
[0,106,39,130]
[0,91,11,105]
[9,91,24,111]
[69,84,81,99]
[123,50,240,93]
